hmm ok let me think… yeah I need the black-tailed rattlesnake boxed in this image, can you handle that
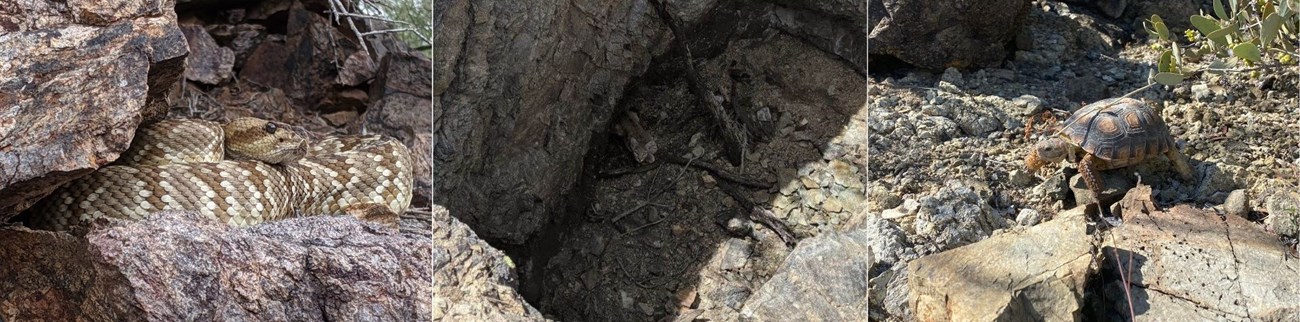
[26,117,414,230]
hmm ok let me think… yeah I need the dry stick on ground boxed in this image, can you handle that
[716,179,797,246]
[660,154,771,189]
[649,0,749,166]
[748,206,796,246]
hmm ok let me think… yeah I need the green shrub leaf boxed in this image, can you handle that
[1207,60,1231,75]
[1262,13,1283,46]
[1154,72,1185,85]
[1206,26,1234,45]
[1158,50,1176,72]
[1214,0,1229,19]
[1190,15,1221,37]
[1233,43,1263,63]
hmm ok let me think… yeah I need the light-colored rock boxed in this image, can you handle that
[869,264,912,321]
[1106,184,1300,320]
[1015,208,1043,226]
[1224,189,1249,218]
[1194,163,1244,203]
[912,180,1009,252]
[908,208,1098,321]
[862,215,913,267]
[740,229,870,321]
[1265,191,1300,237]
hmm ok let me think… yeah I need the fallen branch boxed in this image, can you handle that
[715,179,796,246]
[661,154,770,189]
[649,0,748,166]
[748,206,796,246]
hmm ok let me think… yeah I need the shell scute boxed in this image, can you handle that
[1060,98,1174,161]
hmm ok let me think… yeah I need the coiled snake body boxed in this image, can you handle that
[27,118,414,230]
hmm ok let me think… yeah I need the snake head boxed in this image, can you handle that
[223,117,309,165]
[1026,138,1070,172]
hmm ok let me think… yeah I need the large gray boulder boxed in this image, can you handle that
[0,206,546,321]
[0,0,188,220]
[869,0,1033,70]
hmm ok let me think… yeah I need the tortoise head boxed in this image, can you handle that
[1025,137,1071,172]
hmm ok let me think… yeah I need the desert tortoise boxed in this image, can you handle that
[1025,97,1194,203]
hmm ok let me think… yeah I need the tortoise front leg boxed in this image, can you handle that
[1166,149,1194,181]
[1079,154,1102,205]
[1080,154,1122,226]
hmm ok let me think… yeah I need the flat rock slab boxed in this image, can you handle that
[908,208,1099,321]
[1106,185,1300,321]
[0,207,547,321]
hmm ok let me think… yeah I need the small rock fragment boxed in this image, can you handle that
[1012,95,1043,116]
[1190,84,1212,101]
[1009,169,1033,187]
[1265,192,1300,237]
[1069,172,1134,207]
[940,67,964,86]
[726,217,753,237]
[1224,189,1249,218]
[701,174,717,186]
[1015,208,1043,226]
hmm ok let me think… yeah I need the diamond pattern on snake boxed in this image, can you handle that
[26,117,414,231]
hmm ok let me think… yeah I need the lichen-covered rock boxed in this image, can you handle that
[429,205,549,321]
[1264,190,1300,237]
[1,211,431,320]
[740,229,871,321]
[0,0,188,220]
[869,264,912,321]
[911,180,1010,253]
[869,0,1033,70]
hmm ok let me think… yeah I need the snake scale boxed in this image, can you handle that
[26,117,414,231]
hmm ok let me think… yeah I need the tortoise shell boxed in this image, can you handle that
[1059,97,1176,166]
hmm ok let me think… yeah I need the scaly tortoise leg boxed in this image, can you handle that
[1079,154,1102,204]
[1079,154,1121,225]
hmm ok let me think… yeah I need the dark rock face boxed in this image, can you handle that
[0,0,188,220]
[238,3,350,107]
[869,0,1034,70]
[433,0,684,244]
[180,24,235,85]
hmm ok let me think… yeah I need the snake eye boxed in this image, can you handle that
[263,122,278,134]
